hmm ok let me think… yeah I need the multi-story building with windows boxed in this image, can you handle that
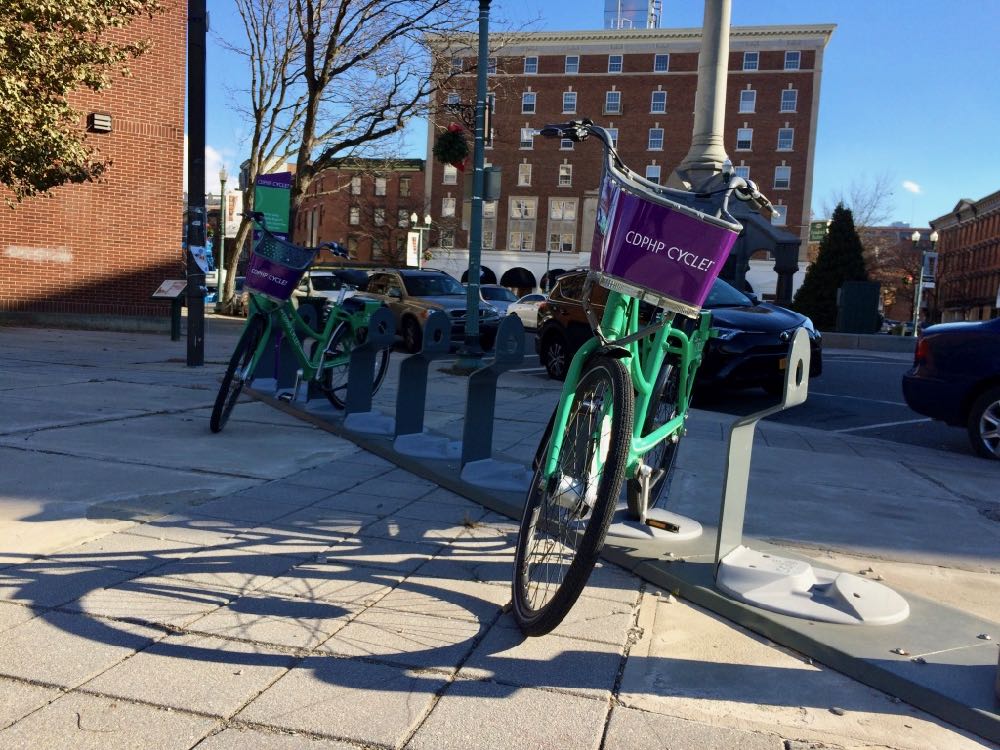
[930,190,1000,322]
[425,24,834,295]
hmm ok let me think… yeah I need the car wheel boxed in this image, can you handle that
[402,317,423,353]
[966,386,1000,460]
[540,331,570,381]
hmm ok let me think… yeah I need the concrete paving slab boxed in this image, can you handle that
[312,489,415,517]
[282,455,394,490]
[0,562,135,608]
[0,691,219,749]
[127,514,250,547]
[256,560,400,606]
[0,611,162,688]
[370,575,504,624]
[196,726,359,749]
[390,498,490,525]
[235,655,448,746]
[618,593,990,750]
[0,601,38,635]
[493,592,636,646]
[146,547,300,595]
[186,495,313,525]
[0,675,60,731]
[188,591,359,651]
[320,607,484,670]
[316,535,441,575]
[351,476,439,501]
[407,679,608,750]
[224,480,335,508]
[603,705,783,750]
[81,632,296,717]
[43,531,200,574]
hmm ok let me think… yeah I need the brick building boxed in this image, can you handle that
[293,159,427,268]
[930,190,1000,322]
[0,7,186,323]
[425,24,834,293]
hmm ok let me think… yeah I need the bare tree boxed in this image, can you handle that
[822,171,896,230]
[216,0,476,311]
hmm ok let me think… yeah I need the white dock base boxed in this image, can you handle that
[717,545,910,626]
[393,432,462,460]
[343,411,395,435]
[607,504,703,541]
[460,459,533,492]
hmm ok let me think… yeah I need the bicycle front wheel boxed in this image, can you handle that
[319,321,390,409]
[210,314,266,433]
[512,355,634,636]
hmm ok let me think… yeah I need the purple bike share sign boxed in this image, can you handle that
[245,254,304,302]
[591,176,737,310]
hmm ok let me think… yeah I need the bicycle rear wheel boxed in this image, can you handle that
[210,314,266,433]
[319,321,390,409]
[512,355,634,636]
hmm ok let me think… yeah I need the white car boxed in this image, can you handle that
[477,284,519,316]
[507,293,547,330]
[296,269,367,302]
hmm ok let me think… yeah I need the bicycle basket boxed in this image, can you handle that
[245,230,317,302]
[591,165,742,318]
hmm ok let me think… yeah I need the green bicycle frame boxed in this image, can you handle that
[541,288,713,483]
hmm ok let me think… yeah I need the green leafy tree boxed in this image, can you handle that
[793,203,869,330]
[0,0,162,205]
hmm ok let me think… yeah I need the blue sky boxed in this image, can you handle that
[204,0,999,226]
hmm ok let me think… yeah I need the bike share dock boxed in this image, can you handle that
[248,319,1000,744]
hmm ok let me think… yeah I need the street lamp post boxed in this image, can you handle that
[217,166,228,312]
[910,229,939,336]
[410,212,432,269]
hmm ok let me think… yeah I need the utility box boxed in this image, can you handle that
[836,281,881,334]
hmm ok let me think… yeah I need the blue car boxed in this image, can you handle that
[902,317,1000,460]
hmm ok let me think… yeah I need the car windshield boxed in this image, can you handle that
[482,287,517,302]
[404,274,465,296]
[310,275,345,291]
[702,279,752,308]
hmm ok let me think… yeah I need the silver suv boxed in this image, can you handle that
[362,269,501,352]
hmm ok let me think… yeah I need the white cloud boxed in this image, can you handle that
[181,137,232,195]
[902,180,922,194]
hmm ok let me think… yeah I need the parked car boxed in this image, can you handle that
[535,270,823,393]
[476,284,518,316]
[296,268,369,302]
[361,268,501,352]
[901,317,1000,460]
[507,293,547,330]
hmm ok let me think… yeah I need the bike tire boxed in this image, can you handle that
[210,314,266,433]
[626,358,681,517]
[512,355,634,636]
[320,321,391,409]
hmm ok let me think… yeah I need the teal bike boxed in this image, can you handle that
[210,213,389,433]
[511,120,772,635]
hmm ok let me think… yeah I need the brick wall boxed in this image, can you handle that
[0,4,186,319]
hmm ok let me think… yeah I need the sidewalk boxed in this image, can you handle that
[0,324,996,749]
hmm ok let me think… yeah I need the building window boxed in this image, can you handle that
[522,91,536,114]
[443,164,457,184]
[372,238,384,258]
[347,237,358,256]
[440,229,455,248]
[560,138,574,150]
[442,196,456,217]
[736,127,753,150]
[780,89,798,112]
[565,55,579,74]
[349,206,360,225]
[451,57,462,74]
[774,165,791,189]
[549,198,576,221]
[562,91,577,113]
[374,207,385,226]
[399,176,411,197]
[446,92,460,106]
[509,196,537,250]
[739,89,756,113]
[518,162,532,186]
[771,204,788,226]
[734,165,750,180]
[487,57,497,75]
[482,230,495,249]
[608,54,623,73]
[607,127,619,147]
[647,128,664,150]
[398,209,409,227]
[558,164,572,187]
[653,53,669,72]
[605,91,621,114]
[645,165,661,184]
[777,127,794,150]
[374,176,386,196]
[742,51,759,71]
[350,176,361,195]
[519,128,534,149]
[483,200,496,218]
[784,51,801,70]
[548,198,577,252]
[650,90,667,113]
[524,56,538,74]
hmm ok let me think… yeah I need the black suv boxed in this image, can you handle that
[361,269,502,352]
[536,270,822,392]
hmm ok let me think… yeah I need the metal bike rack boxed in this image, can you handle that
[342,306,396,435]
[392,312,461,459]
[459,314,534,491]
[713,328,910,625]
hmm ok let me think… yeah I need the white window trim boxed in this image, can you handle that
[524,56,538,74]
[562,91,577,114]
[647,128,664,151]
[517,162,532,186]
[653,53,669,72]
[774,165,791,190]
[521,91,536,114]
[784,51,801,70]
[777,127,794,151]
[742,51,759,71]
[565,55,579,74]
[605,91,622,115]
[650,90,667,114]
[736,127,753,151]
[558,164,573,187]
[519,127,534,149]
[771,204,788,226]
[739,89,756,114]
[608,54,623,73]
[645,165,661,183]
[780,89,798,113]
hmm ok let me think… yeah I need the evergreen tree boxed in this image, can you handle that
[792,203,868,330]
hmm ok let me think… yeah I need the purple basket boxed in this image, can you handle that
[244,231,316,302]
[591,170,740,317]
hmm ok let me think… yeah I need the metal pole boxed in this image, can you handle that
[185,0,207,366]
[545,246,552,292]
[455,0,491,372]
[912,254,925,336]
[217,173,226,312]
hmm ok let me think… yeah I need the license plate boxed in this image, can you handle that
[778,357,787,370]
